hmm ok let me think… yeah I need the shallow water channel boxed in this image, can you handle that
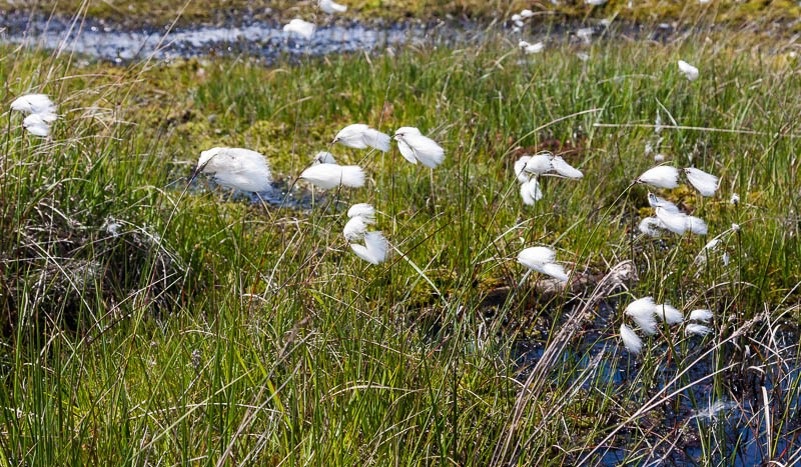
[0,13,485,63]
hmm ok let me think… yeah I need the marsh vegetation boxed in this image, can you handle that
[1,2,800,464]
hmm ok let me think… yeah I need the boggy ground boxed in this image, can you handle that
[0,4,800,466]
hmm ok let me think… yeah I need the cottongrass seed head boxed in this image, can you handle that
[11,93,56,116]
[318,0,347,14]
[637,165,680,189]
[350,231,389,265]
[519,41,545,54]
[347,203,376,221]
[344,203,376,241]
[313,151,337,164]
[343,216,369,241]
[655,303,684,325]
[550,156,583,179]
[620,323,643,355]
[685,323,712,336]
[655,207,708,236]
[647,192,679,212]
[624,297,659,335]
[678,59,700,81]
[689,309,713,323]
[23,114,52,137]
[394,127,445,168]
[521,153,554,175]
[283,19,316,40]
[12,93,58,137]
[514,156,533,183]
[519,178,543,205]
[684,167,719,197]
[194,147,272,193]
[300,153,366,189]
[334,124,391,152]
[517,246,569,282]
[638,217,666,237]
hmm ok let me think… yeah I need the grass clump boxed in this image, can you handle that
[0,20,800,465]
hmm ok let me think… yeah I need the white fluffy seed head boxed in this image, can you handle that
[685,324,712,336]
[363,128,391,152]
[689,309,713,323]
[283,18,316,40]
[538,262,569,282]
[655,303,683,325]
[620,324,643,355]
[647,192,679,212]
[196,147,272,193]
[519,41,545,54]
[23,114,51,137]
[313,151,337,164]
[550,156,583,179]
[334,124,369,148]
[517,246,557,268]
[300,163,365,189]
[684,167,719,197]
[638,217,665,237]
[625,297,656,317]
[350,231,388,265]
[686,216,708,236]
[524,153,553,175]
[678,60,700,81]
[519,178,543,205]
[318,0,347,14]
[630,315,658,336]
[334,124,390,152]
[514,156,532,183]
[637,165,680,189]
[517,247,568,282]
[394,127,445,168]
[343,216,368,241]
[347,203,375,221]
[624,297,658,335]
[11,93,56,115]
[655,207,688,235]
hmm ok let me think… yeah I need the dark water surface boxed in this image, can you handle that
[0,13,690,64]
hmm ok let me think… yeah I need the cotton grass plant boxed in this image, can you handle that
[0,13,800,466]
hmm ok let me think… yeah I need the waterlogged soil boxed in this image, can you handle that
[2,13,799,66]
[0,13,711,65]
[0,13,484,64]
[506,296,801,465]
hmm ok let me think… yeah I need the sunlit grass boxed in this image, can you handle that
[0,21,800,465]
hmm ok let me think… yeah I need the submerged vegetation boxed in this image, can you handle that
[1,5,801,465]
